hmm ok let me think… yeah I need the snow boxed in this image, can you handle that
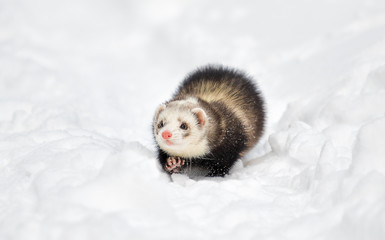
[1,0,385,239]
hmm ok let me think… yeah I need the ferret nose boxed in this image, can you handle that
[162,130,172,140]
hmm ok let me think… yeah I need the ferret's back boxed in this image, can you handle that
[174,66,256,104]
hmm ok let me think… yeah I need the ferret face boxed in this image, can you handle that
[153,101,209,158]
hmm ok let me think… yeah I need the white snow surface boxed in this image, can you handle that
[1,0,385,239]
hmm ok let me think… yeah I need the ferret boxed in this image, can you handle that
[153,65,265,177]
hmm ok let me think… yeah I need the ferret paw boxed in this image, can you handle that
[165,157,185,173]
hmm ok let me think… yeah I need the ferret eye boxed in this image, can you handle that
[180,123,188,130]
[158,121,164,129]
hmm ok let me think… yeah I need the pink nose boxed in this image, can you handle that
[162,131,172,140]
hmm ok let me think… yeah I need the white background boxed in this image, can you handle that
[1,0,385,239]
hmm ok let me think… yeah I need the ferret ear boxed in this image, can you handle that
[154,104,166,121]
[192,108,207,127]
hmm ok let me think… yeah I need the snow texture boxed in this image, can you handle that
[1,0,385,239]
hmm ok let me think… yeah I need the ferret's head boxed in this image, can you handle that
[153,98,209,158]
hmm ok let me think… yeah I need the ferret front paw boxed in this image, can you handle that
[165,157,185,173]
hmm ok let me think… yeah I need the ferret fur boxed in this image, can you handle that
[153,65,265,177]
